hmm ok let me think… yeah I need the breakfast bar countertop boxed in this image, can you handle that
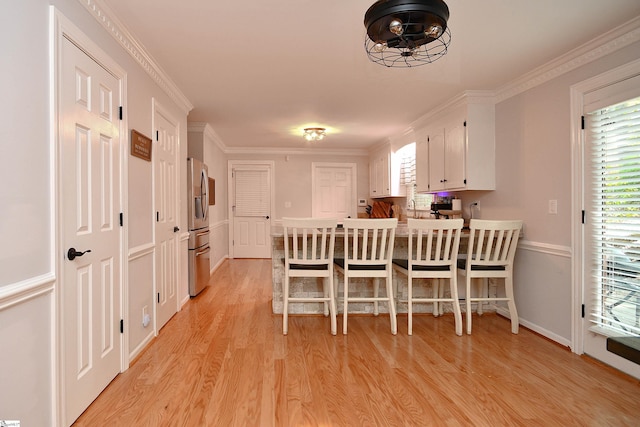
[270,223,413,238]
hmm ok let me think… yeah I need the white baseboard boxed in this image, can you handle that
[496,307,571,348]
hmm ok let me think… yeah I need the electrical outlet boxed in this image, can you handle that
[472,200,480,210]
[142,305,150,328]
[548,199,558,214]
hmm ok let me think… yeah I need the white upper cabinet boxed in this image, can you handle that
[370,144,405,198]
[415,134,429,193]
[415,94,495,192]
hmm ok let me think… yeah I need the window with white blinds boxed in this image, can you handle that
[398,142,433,209]
[399,148,416,185]
[234,169,270,217]
[586,95,640,336]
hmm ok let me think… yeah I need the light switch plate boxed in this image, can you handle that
[358,198,367,207]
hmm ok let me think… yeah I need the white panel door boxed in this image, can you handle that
[154,106,179,330]
[61,37,122,425]
[232,167,271,258]
[312,164,355,220]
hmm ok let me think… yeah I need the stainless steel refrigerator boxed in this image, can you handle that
[187,157,210,296]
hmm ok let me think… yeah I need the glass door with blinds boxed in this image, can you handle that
[582,73,640,377]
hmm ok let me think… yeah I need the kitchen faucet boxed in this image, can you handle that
[409,199,417,218]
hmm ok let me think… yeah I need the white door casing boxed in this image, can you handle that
[59,35,123,425]
[312,163,357,220]
[571,58,640,379]
[154,102,179,330]
[228,161,274,259]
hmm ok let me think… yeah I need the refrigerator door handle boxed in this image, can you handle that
[195,246,210,257]
[200,169,209,220]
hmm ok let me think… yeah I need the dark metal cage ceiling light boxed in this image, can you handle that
[364,0,451,68]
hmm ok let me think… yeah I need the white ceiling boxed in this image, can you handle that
[102,0,640,151]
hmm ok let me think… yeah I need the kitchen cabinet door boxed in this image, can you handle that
[428,129,446,192]
[370,149,389,197]
[423,101,493,192]
[415,136,429,192]
[369,146,406,198]
[444,119,466,190]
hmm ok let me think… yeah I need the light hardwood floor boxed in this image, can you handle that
[74,259,640,426]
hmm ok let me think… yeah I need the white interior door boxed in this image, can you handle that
[312,163,356,220]
[232,166,272,258]
[154,105,179,330]
[60,37,122,425]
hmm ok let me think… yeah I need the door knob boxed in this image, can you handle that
[174,226,180,232]
[266,216,270,219]
[67,247,91,261]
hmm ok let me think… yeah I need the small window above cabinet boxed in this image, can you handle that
[369,143,406,198]
[415,93,496,193]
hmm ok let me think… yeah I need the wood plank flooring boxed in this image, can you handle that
[74,259,640,426]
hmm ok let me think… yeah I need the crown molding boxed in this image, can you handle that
[77,0,194,115]
[407,17,640,135]
[188,122,227,153]
[495,15,640,103]
[411,90,496,130]
[80,0,640,151]
[223,146,370,157]
[188,123,369,156]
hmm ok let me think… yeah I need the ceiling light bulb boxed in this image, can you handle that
[373,41,387,53]
[389,19,404,36]
[425,24,443,39]
[303,127,326,142]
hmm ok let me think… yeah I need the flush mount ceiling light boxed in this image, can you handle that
[364,0,451,68]
[303,127,326,142]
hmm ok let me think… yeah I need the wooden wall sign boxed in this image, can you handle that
[208,178,216,205]
[131,129,152,161]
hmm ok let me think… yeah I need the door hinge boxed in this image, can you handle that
[120,319,124,333]
[119,212,123,227]
[157,292,160,303]
[119,106,123,120]
[582,210,586,224]
[156,211,159,222]
[156,130,159,141]
[464,179,467,184]
[581,304,585,318]
[581,115,585,130]
[463,121,467,127]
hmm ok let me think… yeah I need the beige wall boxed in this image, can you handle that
[0,0,190,424]
[226,152,370,220]
[455,40,640,342]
